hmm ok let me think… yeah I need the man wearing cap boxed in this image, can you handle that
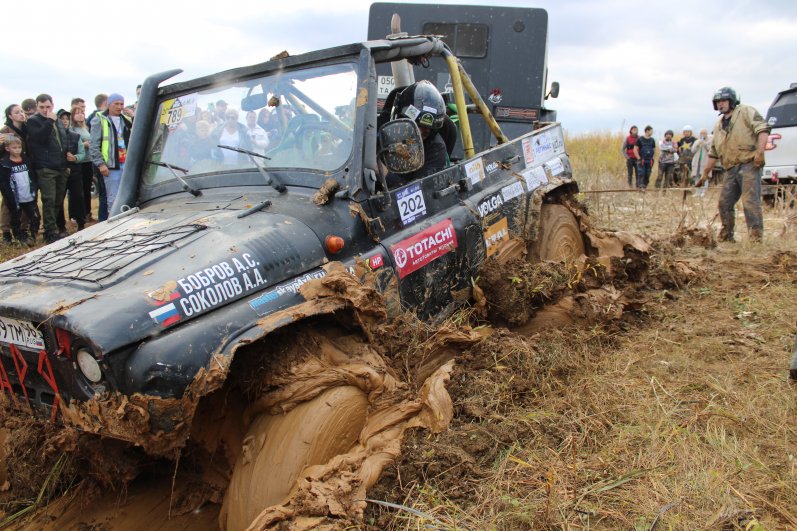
[89,93,133,221]
[697,87,770,242]
[26,94,77,243]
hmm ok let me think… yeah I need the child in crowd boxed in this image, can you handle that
[0,135,40,245]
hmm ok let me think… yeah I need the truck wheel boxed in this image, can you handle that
[535,203,585,261]
[221,385,368,530]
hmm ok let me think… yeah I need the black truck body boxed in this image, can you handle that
[0,28,576,451]
[368,2,557,155]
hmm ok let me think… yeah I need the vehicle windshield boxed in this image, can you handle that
[143,62,357,186]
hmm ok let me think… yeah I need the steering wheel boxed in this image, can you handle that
[295,122,351,165]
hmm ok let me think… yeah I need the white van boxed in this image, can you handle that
[762,83,797,198]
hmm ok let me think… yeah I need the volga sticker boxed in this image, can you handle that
[484,217,510,257]
[545,156,565,177]
[396,183,427,226]
[501,182,524,202]
[465,157,486,185]
[485,161,500,174]
[478,193,504,218]
[522,137,535,166]
[390,219,458,279]
[522,166,548,191]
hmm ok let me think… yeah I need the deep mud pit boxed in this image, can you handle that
[0,225,709,530]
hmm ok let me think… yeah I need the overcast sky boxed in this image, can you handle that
[2,0,794,137]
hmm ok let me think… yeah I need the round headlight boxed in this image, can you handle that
[76,348,102,383]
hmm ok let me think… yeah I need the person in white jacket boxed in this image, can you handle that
[691,128,712,195]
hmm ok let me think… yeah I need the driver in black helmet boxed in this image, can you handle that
[383,80,449,188]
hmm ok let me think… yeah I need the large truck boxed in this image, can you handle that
[0,5,580,528]
[369,2,560,156]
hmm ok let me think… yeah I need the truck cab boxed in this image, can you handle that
[368,2,559,156]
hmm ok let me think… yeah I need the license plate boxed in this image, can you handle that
[0,316,45,350]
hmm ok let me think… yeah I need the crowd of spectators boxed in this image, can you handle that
[0,89,140,246]
[622,125,713,193]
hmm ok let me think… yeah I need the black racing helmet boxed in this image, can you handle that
[712,86,739,110]
[393,80,446,130]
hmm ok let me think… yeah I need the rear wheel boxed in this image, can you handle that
[220,385,368,530]
[534,203,585,261]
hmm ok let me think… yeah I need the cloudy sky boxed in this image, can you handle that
[2,0,794,136]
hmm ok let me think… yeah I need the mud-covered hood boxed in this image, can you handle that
[0,206,326,352]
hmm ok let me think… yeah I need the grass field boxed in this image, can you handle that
[365,132,797,530]
[1,133,796,529]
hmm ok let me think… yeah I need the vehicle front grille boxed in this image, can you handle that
[0,343,62,419]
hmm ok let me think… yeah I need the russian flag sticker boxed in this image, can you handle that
[148,303,181,327]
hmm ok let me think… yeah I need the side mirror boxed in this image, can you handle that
[546,81,560,100]
[377,118,424,174]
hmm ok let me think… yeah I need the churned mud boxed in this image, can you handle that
[0,226,710,530]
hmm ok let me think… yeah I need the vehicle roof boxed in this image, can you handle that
[159,37,445,97]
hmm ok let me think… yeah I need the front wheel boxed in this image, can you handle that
[220,385,368,530]
[533,203,585,262]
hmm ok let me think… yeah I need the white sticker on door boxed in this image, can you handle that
[396,183,427,226]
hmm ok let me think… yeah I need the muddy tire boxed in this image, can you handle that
[534,203,585,261]
[220,385,368,530]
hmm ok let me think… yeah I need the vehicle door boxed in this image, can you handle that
[368,165,482,320]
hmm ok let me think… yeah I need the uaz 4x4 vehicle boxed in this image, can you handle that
[0,19,584,528]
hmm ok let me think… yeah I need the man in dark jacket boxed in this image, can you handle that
[26,93,76,243]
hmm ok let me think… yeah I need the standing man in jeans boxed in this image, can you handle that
[90,93,132,220]
[698,87,770,242]
[633,125,656,190]
[26,94,76,243]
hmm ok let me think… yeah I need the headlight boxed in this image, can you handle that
[76,348,102,383]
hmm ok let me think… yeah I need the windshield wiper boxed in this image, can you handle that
[217,145,286,193]
[146,160,202,197]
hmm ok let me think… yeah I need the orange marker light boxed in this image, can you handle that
[325,235,345,254]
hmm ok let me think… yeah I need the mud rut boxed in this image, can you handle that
[0,216,714,530]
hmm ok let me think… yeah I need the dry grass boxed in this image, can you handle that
[367,132,797,530]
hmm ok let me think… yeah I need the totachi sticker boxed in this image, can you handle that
[465,157,486,185]
[484,217,510,257]
[396,183,427,226]
[390,219,458,279]
[522,137,535,166]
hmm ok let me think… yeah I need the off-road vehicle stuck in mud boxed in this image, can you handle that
[0,10,588,529]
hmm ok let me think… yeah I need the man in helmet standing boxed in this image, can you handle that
[382,80,449,188]
[697,87,770,242]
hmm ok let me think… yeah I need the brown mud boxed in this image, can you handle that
[0,227,718,530]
